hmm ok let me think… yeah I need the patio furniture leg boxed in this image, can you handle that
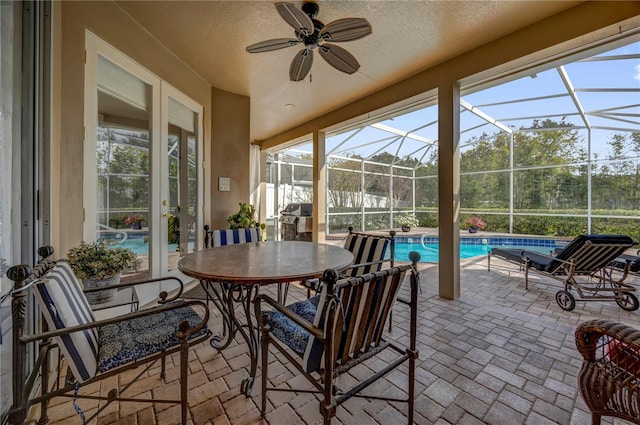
[39,323,51,425]
[180,334,189,424]
[260,316,269,418]
[161,352,166,380]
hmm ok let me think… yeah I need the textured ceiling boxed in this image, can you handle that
[116,1,581,142]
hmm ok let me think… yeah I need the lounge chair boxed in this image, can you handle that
[488,234,638,311]
[610,249,640,277]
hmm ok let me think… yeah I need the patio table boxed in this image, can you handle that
[177,241,354,396]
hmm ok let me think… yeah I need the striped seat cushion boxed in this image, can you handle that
[302,234,390,292]
[211,228,260,247]
[301,270,406,373]
[342,234,389,277]
[34,261,98,383]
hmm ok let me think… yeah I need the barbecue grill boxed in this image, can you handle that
[279,203,313,241]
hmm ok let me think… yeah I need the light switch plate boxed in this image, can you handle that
[219,177,230,191]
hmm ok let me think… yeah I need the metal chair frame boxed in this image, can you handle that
[6,247,210,425]
[255,252,420,425]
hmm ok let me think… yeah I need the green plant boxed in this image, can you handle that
[396,214,419,228]
[67,240,137,280]
[168,213,180,244]
[227,203,259,229]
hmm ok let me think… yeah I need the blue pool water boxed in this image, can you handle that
[110,238,185,255]
[394,236,567,263]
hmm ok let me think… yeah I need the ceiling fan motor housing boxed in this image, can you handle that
[245,2,372,81]
[301,2,319,18]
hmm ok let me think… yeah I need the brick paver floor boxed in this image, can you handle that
[44,254,640,425]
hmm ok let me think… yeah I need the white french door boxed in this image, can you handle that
[84,32,203,289]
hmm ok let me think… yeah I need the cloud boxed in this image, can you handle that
[634,64,640,81]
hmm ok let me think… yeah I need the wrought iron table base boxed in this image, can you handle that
[200,280,289,396]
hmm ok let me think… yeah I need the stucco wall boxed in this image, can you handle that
[210,88,251,230]
[56,1,249,254]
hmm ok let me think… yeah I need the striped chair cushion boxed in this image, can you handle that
[34,261,98,382]
[303,234,390,292]
[211,228,260,247]
[342,234,390,277]
[301,269,406,374]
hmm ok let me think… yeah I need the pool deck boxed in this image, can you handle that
[45,252,640,425]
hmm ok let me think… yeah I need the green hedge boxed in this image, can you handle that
[328,208,640,242]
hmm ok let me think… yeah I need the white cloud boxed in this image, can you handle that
[634,64,640,81]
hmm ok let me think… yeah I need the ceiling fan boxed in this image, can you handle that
[246,2,372,81]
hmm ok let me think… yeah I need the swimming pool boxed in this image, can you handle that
[394,236,568,263]
[109,237,190,256]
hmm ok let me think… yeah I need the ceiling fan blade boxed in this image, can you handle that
[246,38,300,53]
[320,18,372,42]
[289,49,314,81]
[275,2,314,36]
[319,44,360,74]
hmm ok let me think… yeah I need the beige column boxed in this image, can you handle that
[438,82,461,299]
[313,131,326,243]
[258,149,268,240]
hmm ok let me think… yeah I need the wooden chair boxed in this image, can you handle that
[255,251,421,425]
[575,320,640,425]
[6,247,211,425]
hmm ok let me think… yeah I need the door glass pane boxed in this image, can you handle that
[0,0,17,416]
[166,97,197,271]
[96,57,151,279]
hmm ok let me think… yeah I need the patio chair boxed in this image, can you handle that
[488,234,638,311]
[303,226,396,295]
[302,227,400,330]
[575,320,640,425]
[6,248,211,425]
[255,251,421,425]
[203,225,261,248]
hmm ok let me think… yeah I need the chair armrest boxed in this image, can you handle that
[255,294,324,340]
[21,299,209,344]
[575,319,640,362]
[83,276,185,303]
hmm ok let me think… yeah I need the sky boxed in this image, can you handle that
[283,40,640,163]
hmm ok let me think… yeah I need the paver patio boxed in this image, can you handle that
[43,254,640,425]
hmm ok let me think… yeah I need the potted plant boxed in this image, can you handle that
[124,214,145,229]
[67,240,137,304]
[396,214,419,232]
[463,216,487,233]
[227,203,259,229]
